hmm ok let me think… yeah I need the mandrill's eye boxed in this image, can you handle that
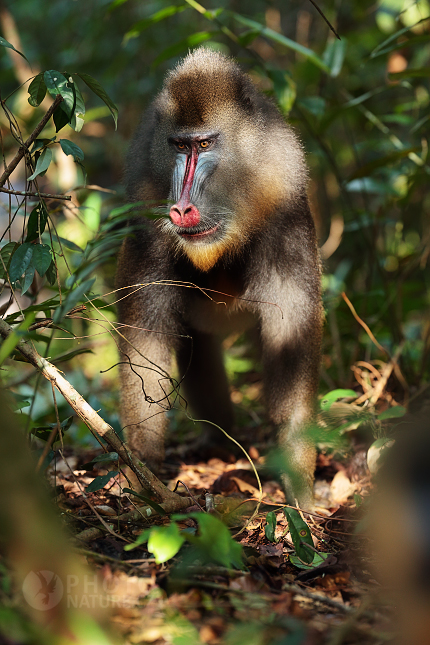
[199,140,210,149]
[177,142,186,150]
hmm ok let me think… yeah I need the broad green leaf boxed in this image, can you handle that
[20,263,35,295]
[289,551,329,569]
[175,512,244,569]
[53,104,70,133]
[45,261,57,285]
[33,244,52,277]
[44,70,75,117]
[323,37,346,77]
[28,147,53,181]
[0,313,36,365]
[152,32,216,68]
[67,78,85,132]
[147,523,185,563]
[0,242,18,280]
[74,73,118,129]
[59,139,84,162]
[86,470,119,493]
[299,96,326,117]
[378,406,406,420]
[123,5,189,44]
[232,13,330,73]
[320,389,356,411]
[0,36,28,62]
[264,511,277,543]
[92,452,119,463]
[9,243,34,282]
[28,74,47,107]
[284,508,314,565]
[9,399,31,412]
[26,203,49,242]
[268,69,296,115]
[53,277,95,323]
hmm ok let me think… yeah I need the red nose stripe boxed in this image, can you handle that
[169,147,201,227]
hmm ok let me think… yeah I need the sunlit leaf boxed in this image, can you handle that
[59,139,84,162]
[74,73,118,129]
[44,70,75,117]
[28,147,53,181]
[147,523,185,563]
[320,389,357,411]
[123,5,189,44]
[284,508,314,565]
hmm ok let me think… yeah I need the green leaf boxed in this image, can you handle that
[92,452,119,463]
[264,511,277,543]
[0,313,36,365]
[59,139,84,162]
[55,236,84,252]
[299,96,326,118]
[147,523,185,563]
[268,69,296,116]
[26,203,49,242]
[28,147,53,181]
[349,147,420,180]
[44,70,75,117]
[123,488,167,516]
[390,67,430,80]
[283,508,314,565]
[66,78,85,132]
[369,17,430,59]
[377,406,407,420]
[0,242,18,280]
[53,277,95,323]
[232,13,330,73]
[28,74,47,107]
[152,32,216,68]
[74,73,118,129]
[9,243,34,282]
[320,389,357,411]
[0,36,28,62]
[53,104,70,133]
[86,470,119,493]
[51,347,93,364]
[20,263,35,295]
[289,551,329,569]
[124,529,150,551]
[33,244,52,277]
[323,37,346,77]
[45,261,57,285]
[123,5,189,44]
[175,512,244,569]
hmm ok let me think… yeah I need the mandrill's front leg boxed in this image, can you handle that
[119,327,177,473]
[259,298,321,511]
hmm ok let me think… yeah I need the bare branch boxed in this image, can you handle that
[0,186,71,201]
[0,94,63,187]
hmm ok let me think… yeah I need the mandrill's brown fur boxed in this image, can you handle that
[116,48,323,509]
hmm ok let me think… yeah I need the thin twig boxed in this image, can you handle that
[341,292,388,356]
[0,94,63,187]
[0,187,71,200]
[307,0,341,40]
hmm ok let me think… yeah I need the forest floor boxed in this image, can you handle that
[48,425,397,645]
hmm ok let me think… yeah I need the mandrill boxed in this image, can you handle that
[116,48,323,509]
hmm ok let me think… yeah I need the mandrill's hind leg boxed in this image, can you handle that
[176,329,235,456]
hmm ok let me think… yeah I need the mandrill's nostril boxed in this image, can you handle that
[169,203,201,228]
